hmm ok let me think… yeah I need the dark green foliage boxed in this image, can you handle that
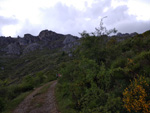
[1,29,150,113]
[142,30,150,38]
[56,30,150,113]
[0,98,5,112]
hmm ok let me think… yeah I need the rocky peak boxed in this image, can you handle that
[24,34,39,44]
[0,29,79,56]
[38,30,63,41]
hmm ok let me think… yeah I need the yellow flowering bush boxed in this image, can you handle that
[123,76,150,113]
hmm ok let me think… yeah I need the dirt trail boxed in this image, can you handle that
[13,80,59,113]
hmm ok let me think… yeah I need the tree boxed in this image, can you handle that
[79,17,117,38]
[94,16,117,36]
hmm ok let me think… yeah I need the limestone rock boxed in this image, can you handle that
[62,35,80,52]
[38,30,63,41]
[6,42,21,55]
[63,35,78,45]
[23,43,40,54]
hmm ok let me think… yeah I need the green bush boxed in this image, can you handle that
[80,88,107,113]
[102,94,123,113]
[132,51,150,75]
[0,97,5,112]
[142,30,150,38]
[111,58,127,68]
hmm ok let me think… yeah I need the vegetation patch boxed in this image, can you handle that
[56,29,150,113]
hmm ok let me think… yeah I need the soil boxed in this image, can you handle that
[13,80,59,113]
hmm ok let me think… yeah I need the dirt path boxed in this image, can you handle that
[13,80,59,113]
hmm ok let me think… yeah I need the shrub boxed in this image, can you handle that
[96,62,112,90]
[0,97,5,112]
[123,76,150,113]
[142,30,150,38]
[111,57,127,68]
[103,94,123,113]
[80,88,107,113]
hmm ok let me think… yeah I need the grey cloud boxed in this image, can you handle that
[103,5,137,26]
[0,16,18,36]
[16,20,42,37]
[3,0,149,37]
[80,0,150,34]
[39,2,83,36]
[39,0,113,36]
[117,20,150,33]
[93,3,150,34]
[0,16,18,26]
[84,0,111,18]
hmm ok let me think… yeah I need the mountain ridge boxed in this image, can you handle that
[0,29,79,56]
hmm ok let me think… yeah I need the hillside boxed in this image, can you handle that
[0,30,78,113]
[0,29,150,113]
[56,30,150,113]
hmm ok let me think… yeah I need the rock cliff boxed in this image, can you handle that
[0,30,79,56]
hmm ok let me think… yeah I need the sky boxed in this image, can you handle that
[0,0,150,37]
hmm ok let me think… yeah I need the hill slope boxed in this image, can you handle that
[56,30,150,113]
[0,30,77,113]
[0,29,150,113]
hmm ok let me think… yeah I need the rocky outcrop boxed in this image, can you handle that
[23,43,41,54]
[38,30,63,41]
[63,35,78,45]
[38,30,66,49]
[18,38,28,46]
[0,29,145,56]
[24,34,40,44]
[116,32,138,37]
[115,32,138,42]
[0,30,79,56]
[0,36,15,47]
[6,42,21,55]
[62,35,80,52]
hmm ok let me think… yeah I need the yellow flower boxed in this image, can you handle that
[123,76,150,113]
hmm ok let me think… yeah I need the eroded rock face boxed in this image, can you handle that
[6,43,21,55]
[0,36,15,47]
[38,30,63,41]
[23,43,41,54]
[62,35,80,52]
[18,38,28,46]
[116,32,138,37]
[0,30,79,56]
[24,34,40,44]
[63,35,78,45]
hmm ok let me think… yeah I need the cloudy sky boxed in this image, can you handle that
[0,0,150,37]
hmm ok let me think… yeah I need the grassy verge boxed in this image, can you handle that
[3,91,31,113]
[55,82,77,113]
[3,82,52,113]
